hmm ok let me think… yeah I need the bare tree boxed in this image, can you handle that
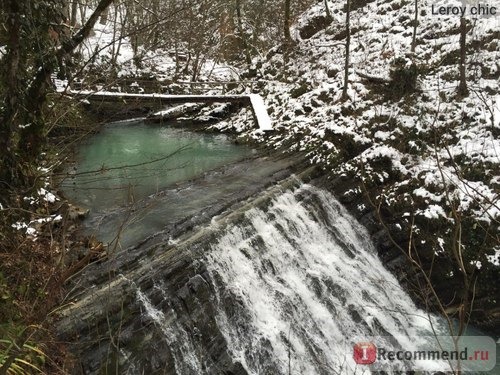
[284,0,292,44]
[325,0,331,19]
[458,16,468,96]
[411,0,418,52]
[341,0,351,101]
[236,0,252,69]
[70,0,78,27]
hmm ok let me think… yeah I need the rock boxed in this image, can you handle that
[67,203,90,220]
[56,154,314,374]
[298,15,333,40]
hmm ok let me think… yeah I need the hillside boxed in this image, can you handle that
[1,0,498,372]
[65,0,499,333]
[208,0,499,331]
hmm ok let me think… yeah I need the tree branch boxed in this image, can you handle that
[27,0,115,101]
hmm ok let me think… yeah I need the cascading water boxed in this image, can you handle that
[61,176,496,373]
[59,124,496,374]
[201,183,442,374]
[136,288,205,374]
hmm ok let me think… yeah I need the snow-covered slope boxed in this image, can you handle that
[79,19,238,82]
[59,0,498,328]
[53,5,240,93]
[217,0,499,271]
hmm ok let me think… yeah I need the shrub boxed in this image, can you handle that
[387,55,419,98]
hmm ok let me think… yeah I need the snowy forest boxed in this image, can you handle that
[0,0,499,373]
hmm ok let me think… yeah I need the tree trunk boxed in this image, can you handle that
[174,40,180,77]
[252,0,265,46]
[183,52,192,76]
[62,1,70,21]
[411,0,418,52]
[70,0,78,27]
[325,0,331,19]
[284,0,291,44]
[342,0,351,101]
[236,0,252,69]
[100,6,109,25]
[458,17,468,96]
[18,0,115,160]
[79,2,85,25]
[111,6,119,67]
[191,51,201,82]
[0,0,22,186]
[151,0,161,49]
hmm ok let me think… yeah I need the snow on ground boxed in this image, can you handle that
[54,4,240,93]
[55,0,498,267]
[249,94,273,131]
[79,12,237,82]
[214,0,499,266]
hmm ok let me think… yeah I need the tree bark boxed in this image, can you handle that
[0,0,22,186]
[18,0,115,160]
[236,0,252,69]
[458,17,468,96]
[62,0,70,21]
[342,0,351,101]
[411,0,418,52]
[70,0,78,27]
[191,51,201,82]
[325,0,331,18]
[284,0,291,44]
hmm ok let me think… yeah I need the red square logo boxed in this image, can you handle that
[353,342,377,364]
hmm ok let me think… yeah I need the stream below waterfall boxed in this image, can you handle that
[59,121,498,374]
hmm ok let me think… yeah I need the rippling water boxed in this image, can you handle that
[62,121,253,211]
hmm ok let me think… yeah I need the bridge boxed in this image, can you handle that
[67,90,273,131]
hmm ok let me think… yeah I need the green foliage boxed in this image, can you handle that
[0,325,46,374]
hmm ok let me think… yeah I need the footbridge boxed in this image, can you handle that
[68,91,273,131]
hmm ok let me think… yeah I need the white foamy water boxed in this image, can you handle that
[137,288,204,374]
[205,184,443,374]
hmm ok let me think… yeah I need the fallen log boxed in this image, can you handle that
[355,70,390,85]
[146,103,204,122]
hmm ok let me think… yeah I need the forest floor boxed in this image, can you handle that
[196,0,499,333]
[1,0,498,372]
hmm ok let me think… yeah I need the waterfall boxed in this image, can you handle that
[204,184,440,374]
[77,181,453,374]
[136,288,204,374]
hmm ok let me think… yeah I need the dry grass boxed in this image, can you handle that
[0,211,76,374]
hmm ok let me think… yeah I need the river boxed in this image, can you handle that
[59,121,498,374]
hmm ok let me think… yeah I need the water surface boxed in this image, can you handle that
[63,121,253,211]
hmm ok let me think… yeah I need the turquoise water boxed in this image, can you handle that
[60,121,499,374]
[62,121,253,211]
